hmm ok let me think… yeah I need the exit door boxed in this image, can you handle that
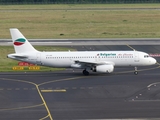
[134,52,139,62]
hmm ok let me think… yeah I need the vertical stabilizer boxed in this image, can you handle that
[10,28,37,53]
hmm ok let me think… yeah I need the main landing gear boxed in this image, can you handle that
[82,67,139,76]
[83,69,89,76]
[134,67,138,75]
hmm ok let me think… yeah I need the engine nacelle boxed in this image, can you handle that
[92,64,114,73]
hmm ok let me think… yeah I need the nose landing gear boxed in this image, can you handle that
[134,67,138,75]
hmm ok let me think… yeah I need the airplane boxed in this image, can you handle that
[7,28,157,76]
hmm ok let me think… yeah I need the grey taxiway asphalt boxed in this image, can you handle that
[1,45,160,120]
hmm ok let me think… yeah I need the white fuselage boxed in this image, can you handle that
[8,50,156,69]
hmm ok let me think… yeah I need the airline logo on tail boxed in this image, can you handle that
[14,38,26,46]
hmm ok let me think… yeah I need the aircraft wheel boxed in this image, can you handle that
[83,70,89,76]
[134,71,138,75]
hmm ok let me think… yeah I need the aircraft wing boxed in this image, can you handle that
[74,60,115,68]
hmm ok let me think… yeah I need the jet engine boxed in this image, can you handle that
[92,64,114,73]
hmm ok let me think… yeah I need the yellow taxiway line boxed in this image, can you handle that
[0,103,44,111]
[41,89,66,92]
[0,76,88,120]
[0,78,53,120]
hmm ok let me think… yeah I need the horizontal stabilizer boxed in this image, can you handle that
[7,53,28,59]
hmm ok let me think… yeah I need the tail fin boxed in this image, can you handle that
[10,28,37,53]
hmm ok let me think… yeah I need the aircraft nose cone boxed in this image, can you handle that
[152,58,157,64]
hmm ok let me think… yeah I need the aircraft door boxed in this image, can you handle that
[134,52,139,62]
[95,54,101,62]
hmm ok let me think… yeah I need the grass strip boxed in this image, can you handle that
[0,4,160,38]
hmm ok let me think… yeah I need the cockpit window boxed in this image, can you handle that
[144,55,149,58]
